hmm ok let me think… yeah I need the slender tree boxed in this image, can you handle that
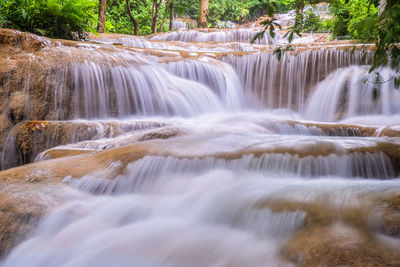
[159,0,176,32]
[159,0,171,32]
[151,0,164,33]
[169,0,175,31]
[198,0,209,28]
[125,0,139,35]
[97,0,108,33]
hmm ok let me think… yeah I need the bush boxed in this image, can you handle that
[302,11,322,33]
[0,0,96,40]
[346,0,377,41]
[106,0,163,36]
[329,0,378,41]
[318,18,333,33]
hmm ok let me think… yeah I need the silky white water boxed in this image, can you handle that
[3,169,400,267]
[1,28,400,267]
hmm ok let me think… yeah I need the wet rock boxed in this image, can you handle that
[0,143,153,183]
[282,224,400,267]
[372,194,400,238]
[0,191,44,258]
[8,92,26,122]
[1,120,168,170]
[137,127,181,141]
[16,125,33,165]
[0,30,63,163]
[0,28,52,52]
[37,148,97,161]
[386,194,400,211]
[256,199,400,266]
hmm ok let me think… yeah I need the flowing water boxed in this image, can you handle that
[1,29,400,266]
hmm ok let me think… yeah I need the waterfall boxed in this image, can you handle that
[222,48,372,111]
[161,58,245,109]
[305,66,400,121]
[91,35,259,52]
[65,152,394,196]
[1,28,400,266]
[148,29,282,45]
[44,47,247,119]
[3,168,400,267]
[70,61,224,118]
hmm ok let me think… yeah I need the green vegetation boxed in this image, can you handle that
[105,0,153,35]
[329,0,378,40]
[302,11,322,32]
[328,0,399,87]
[0,0,289,38]
[0,0,96,39]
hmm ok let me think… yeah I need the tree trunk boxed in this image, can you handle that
[159,0,171,32]
[198,0,209,28]
[151,0,163,34]
[169,0,175,31]
[97,0,108,33]
[125,0,139,35]
[378,0,387,15]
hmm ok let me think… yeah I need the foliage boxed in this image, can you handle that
[173,0,290,26]
[251,0,301,52]
[0,0,96,39]
[329,0,378,40]
[174,0,198,19]
[106,0,170,35]
[302,11,322,32]
[369,0,400,88]
[328,0,348,37]
[346,0,377,40]
[319,18,333,33]
[208,0,248,24]
[329,0,399,88]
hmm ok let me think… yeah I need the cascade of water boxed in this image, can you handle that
[172,20,188,31]
[0,125,20,170]
[92,36,196,51]
[70,61,224,118]
[91,35,258,52]
[222,49,371,111]
[305,66,400,121]
[161,58,245,109]
[149,29,281,45]
[64,152,394,196]
[3,168,400,267]
[2,28,400,266]
[44,47,243,119]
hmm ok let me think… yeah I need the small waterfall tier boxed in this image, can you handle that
[148,28,282,45]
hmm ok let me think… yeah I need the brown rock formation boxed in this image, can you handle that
[256,199,400,266]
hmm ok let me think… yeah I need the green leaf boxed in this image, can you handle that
[372,87,379,100]
[273,48,282,61]
[394,77,400,89]
[269,24,275,39]
[251,31,265,43]
[288,32,294,43]
[267,5,275,17]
